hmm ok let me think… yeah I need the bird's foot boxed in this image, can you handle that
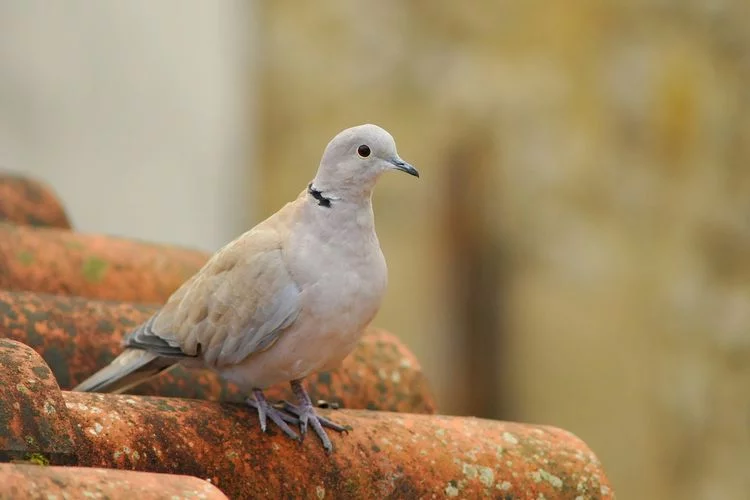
[286,379,351,453]
[246,389,299,442]
[279,400,350,433]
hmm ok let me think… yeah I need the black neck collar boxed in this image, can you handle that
[307,183,332,208]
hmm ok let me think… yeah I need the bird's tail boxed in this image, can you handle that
[72,348,176,394]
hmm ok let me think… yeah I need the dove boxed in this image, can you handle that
[72,123,419,452]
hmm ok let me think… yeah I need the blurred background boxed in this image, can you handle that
[1,1,749,498]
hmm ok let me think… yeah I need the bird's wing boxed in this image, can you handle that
[124,213,303,368]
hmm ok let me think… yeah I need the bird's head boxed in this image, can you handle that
[311,124,418,202]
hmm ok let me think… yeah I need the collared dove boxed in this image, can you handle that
[73,123,419,452]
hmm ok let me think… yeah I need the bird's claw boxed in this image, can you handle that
[279,400,349,452]
[246,395,300,441]
[296,406,310,436]
[280,400,350,433]
[249,383,351,452]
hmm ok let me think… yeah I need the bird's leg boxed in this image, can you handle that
[245,388,300,441]
[281,379,350,452]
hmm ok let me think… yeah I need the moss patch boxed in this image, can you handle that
[82,257,109,283]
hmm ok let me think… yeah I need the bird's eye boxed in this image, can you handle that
[357,145,371,158]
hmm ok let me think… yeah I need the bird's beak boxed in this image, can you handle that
[389,157,419,178]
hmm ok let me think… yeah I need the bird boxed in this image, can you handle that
[72,123,419,452]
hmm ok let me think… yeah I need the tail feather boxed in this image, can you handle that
[72,348,176,394]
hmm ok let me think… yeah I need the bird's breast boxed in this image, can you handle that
[303,248,386,329]
[221,221,388,389]
[288,224,387,335]
[284,203,388,346]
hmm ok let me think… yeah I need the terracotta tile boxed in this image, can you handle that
[0,337,614,498]
[0,339,77,464]
[0,173,71,229]
[65,391,614,499]
[0,463,227,499]
[0,224,207,303]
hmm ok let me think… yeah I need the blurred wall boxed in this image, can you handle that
[0,1,256,252]
[258,2,750,500]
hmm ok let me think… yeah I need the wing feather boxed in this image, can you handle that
[123,224,302,368]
